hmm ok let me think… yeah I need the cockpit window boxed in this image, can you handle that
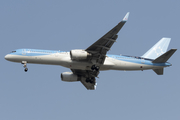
[11,51,16,53]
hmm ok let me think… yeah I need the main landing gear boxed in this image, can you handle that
[86,65,99,84]
[86,77,95,84]
[91,65,99,71]
[21,61,28,72]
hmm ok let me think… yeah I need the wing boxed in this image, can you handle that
[71,69,99,90]
[86,12,129,65]
[70,13,129,90]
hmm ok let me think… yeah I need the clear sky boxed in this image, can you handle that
[1,0,180,120]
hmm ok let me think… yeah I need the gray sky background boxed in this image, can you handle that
[1,0,180,120]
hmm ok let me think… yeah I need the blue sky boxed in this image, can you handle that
[1,0,180,120]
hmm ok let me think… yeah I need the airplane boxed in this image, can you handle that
[4,12,177,90]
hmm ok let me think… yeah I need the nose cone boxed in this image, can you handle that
[5,54,11,61]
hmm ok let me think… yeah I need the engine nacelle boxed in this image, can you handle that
[61,72,79,82]
[70,49,91,60]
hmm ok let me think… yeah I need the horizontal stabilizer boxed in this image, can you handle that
[153,68,164,75]
[152,49,177,63]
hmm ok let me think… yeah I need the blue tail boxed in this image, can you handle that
[142,38,171,59]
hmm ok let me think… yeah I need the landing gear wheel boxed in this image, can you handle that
[91,65,99,71]
[95,66,99,71]
[89,80,94,84]
[86,77,95,84]
[24,68,28,72]
[86,78,90,83]
[91,65,96,70]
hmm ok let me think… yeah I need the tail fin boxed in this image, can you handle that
[142,38,171,59]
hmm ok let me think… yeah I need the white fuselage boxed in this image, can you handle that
[5,49,170,71]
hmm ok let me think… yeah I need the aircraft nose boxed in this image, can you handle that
[5,54,11,60]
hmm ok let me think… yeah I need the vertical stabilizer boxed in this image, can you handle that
[142,38,171,59]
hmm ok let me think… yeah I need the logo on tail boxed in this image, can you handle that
[142,38,171,59]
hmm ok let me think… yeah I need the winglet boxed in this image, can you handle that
[122,12,130,21]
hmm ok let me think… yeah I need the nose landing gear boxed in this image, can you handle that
[21,61,28,72]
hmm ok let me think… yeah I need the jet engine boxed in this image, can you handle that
[61,72,80,82]
[70,49,91,60]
